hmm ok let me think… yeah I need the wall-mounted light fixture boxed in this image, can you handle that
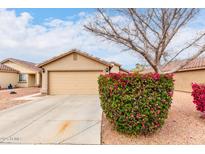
[105,67,109,73]
[42,68,45,73]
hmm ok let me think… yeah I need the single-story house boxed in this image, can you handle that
[142,58,205,92]
[171,58,205,92]
[38,49,129,95]
[109,61,129,74]
[1,58,42,88]
[0,64,19,89]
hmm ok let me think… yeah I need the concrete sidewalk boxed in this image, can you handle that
[13,93,42,101]
[0,95,102,144]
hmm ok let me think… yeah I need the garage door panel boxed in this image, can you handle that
[48,71,101,95]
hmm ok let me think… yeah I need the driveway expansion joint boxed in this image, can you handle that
[59,121,101,144]
[0,98,70,143]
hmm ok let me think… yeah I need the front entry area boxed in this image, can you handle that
[48,71,101,95]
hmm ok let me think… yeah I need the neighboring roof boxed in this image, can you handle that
[141,67,153,74]
[142,57,205,73]
[169,58,205,72]
[38,49,113,67]
[0,64,19,73]
[110,61,121,67]
[120,67,130,73]
[1,58,41,72]
[110,61,130,73]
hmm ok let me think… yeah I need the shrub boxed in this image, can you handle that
[98,73,174,135]
[192,83,205,113]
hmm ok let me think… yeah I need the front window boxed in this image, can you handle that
[19,74,27,82]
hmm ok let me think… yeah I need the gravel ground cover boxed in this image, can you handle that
[101,91,205,144]
[0,87,40,111]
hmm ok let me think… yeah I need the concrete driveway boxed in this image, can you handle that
[0,95,102,144]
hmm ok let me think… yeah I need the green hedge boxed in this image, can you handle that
[98,73,174,135]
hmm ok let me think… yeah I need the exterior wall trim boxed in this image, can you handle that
[0,70,19,74]
[38,50,112,67]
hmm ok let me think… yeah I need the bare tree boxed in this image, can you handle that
[84,8,205,73]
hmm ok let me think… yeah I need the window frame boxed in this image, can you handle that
[19,73,27,82]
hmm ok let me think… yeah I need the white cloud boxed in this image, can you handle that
[78,11,86,17]
[0,9,141,69]
[0,9,205,70]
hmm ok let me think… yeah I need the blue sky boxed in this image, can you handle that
[0,8,205,70]
[14,8,95,23]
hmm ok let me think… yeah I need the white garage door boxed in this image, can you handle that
[48,71,101,95]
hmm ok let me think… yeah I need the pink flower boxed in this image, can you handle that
[168,91,173,97]
[192,83,205,113]
[164,73,174,79]
[141,123,145,128]
[130,114,134,118]
[136,113,141,118]
[151,73,161,80]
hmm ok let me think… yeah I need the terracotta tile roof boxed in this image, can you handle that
[142,57,205,73]
[38,49,113,67]
[177,58,205,71]
[0,64,19,73]
[1,58,41,72]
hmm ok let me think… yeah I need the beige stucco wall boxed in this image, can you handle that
[3,61,41,87]
[17,82,28,88]
[42,53,108,70]
[0,72,18,89]
[41,53,109,94]
[110,64,120,73]
[28,74,35,87]
[36,73,41,87]
[174,69,205,92]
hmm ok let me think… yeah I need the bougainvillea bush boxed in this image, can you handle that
[192,83,205,113]
[98,73,174,135]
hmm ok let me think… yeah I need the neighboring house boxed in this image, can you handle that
[1,58,42,88]
[38,49,129,95]
[110,61,130,74]
[142,58,205,92]
[119,67,130,74]
[0,64,19,89]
